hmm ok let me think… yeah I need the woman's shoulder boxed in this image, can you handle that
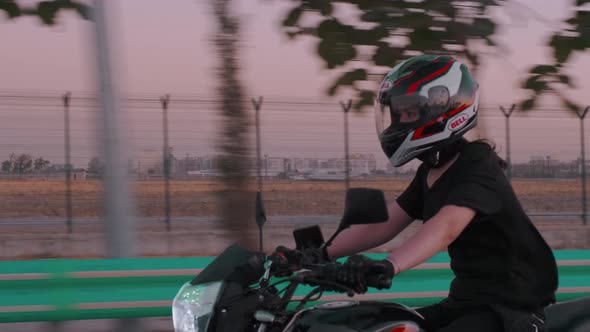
[458,140,507,169]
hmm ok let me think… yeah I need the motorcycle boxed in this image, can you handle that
[172,187,590,332]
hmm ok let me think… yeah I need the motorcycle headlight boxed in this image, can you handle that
[172,281,223,332]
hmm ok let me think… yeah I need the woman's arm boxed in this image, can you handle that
[326,201,415,258]
[386,204,475,274]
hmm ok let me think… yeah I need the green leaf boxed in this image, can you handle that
[408,27,443,52]
[550,35,576,63]
[558,74,574,87]
[317,39,357,69]
[566,16,578,26]
[360,10,388,23]
[347,25,388,45]
[427,1,457,18]
[576,0,590,5]
[386,12,433,30]
[471,18,496,38]
[522,75,547,92]
[319,1,332,16]
[305,0,332,16]
[278,0,507,112]
[327,69,368,96]
[530,65,557,75]
[520,98,536,111]
[37,1,58,25]
[286,30,301,40]
[0,0,21,19]
[317,19,354,41]
[282,5,303,27]
[372,44,403,67]
[353,90,376,112]
[74,3,92,21]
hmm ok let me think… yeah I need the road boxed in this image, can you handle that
[3,317,173,332]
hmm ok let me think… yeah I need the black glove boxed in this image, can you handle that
[300,245,332,266]
[269,246,302,277]
[335,254,394,293]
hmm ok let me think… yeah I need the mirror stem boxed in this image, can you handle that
[322,222,347,253]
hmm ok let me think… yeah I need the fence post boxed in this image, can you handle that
[577,106,589,225]
[499,104,516,182]
[264,154,268,179]
[161,94,171,231]
[252,97,266,252]
[63,92,73,233]
[340,100,352,190]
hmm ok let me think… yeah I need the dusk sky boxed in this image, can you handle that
[0,0,588,168]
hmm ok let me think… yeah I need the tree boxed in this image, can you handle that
[277,0,505,110]
[1,160,11,173]
[210,0,256,250]
[1,153,17,173]
[87,156,104,176]
[33,157,51,171]
[0,0,90,25]
[520,0,590,113]
[15,153,33,174]
[1,154,51,174]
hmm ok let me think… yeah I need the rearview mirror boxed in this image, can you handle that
[322,187,390,250]
[340,188,389,229]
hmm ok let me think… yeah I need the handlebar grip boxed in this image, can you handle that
[365,274,391,290]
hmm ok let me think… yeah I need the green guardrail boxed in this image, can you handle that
[0,250,589,323]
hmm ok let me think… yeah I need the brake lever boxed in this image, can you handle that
[258,260,273,287]
[297,274,355,297]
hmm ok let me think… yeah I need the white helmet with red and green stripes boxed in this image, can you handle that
[375,54,479,167]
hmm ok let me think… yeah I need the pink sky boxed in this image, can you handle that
[0,0,588,168]
[0,0,586,102]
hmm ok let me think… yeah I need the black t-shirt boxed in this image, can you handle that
[397,142,558,309]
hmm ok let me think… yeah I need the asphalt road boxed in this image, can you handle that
[2,317,172,332]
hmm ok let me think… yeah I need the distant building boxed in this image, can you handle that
[291,158,320,173]
[511,155,587,178]
[350,153,377,175]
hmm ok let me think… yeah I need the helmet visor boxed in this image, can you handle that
[375,87,451,158]
[375,94,428,138]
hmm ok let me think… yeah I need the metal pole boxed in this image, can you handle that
[578,106,589,225]
[92,2,139,330]
[253,97,264,195]
[500,104,515,182]
[264,154,268,179]
[91,0,137,257]
[340,100,352,190]
[252,97,266,252]
[63,92,73,233]
[161,94,171,231]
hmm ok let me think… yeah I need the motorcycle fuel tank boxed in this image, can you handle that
[289,300,425,332]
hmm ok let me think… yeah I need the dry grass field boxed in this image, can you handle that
[0,177,586,219]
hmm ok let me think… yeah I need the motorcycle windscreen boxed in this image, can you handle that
[191,244,264,287]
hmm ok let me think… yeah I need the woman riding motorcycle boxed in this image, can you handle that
[278,55,558,331]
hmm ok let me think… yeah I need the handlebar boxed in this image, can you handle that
[365,273,391,290]
[268,248,392,294]
[293,261,391,294]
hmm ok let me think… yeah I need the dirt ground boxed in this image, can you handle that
[0,177,587,219]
